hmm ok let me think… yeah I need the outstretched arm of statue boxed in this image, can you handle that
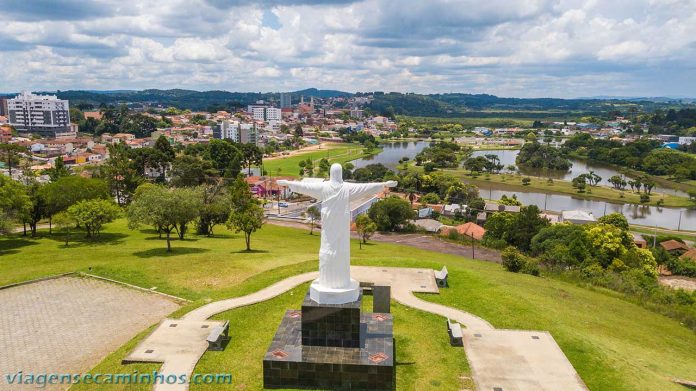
[277,180,325,200]
[345,180,397,199]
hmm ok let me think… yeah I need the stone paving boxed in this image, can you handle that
[0,276,180,390]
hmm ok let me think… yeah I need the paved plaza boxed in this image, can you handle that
[126,266,586,391]
[0,276,180,390]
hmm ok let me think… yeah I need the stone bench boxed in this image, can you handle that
[207,320,231,351]
[446,318,463,347]
[434,266,448,288]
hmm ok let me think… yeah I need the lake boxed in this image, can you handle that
[350,141,695,231]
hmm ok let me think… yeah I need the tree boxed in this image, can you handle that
[0,175,31,233]
[44,156,70,182]
[206,139,242,177]
[508,205,550,252]
[368,196,414,231]
[306,206,321,235]
[171,155,218,187]
[419,192,441,205]
[24,181,46,237]
[445,182,479,204]
[355,214,377,249]
[41,176,110,233]
[173,187,204,240]
[67,199,120,238]
[127,185,200,251]
[53,211,76,246]
[227,200,265,251]
[240,143,263,175]
[100,143,143,206]
[587,171,602,186]
[499,194,522,206]
[597,213,629,230]
[0,143,25,177]
[197,183,231,236]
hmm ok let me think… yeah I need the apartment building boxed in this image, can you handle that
[7,91,70,136]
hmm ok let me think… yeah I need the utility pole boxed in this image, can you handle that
[471,233,475,259]
[678,211,682,231]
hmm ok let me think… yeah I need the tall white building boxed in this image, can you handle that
[215,120,257,145]
[265,107,281,121]
[7,91,71,136]
[249,105,281,122]
[219,120,239,141]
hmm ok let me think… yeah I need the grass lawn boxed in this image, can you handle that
[3,221,696,390]
[263,143,376,178]
[443,169,695,207]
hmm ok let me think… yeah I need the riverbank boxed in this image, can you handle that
[568,153,696,195]
[442,169,695,207]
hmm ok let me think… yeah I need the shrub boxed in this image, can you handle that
[502,247,526,272]
[501,247,538,276]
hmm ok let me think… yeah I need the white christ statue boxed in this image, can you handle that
[278,163,397,304]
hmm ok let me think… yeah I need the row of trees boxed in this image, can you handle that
[484,209,658,278]
[126,176,264,252]
[565,133,696,181]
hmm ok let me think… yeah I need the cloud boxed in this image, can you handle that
[0,0,694,97]
[0,0,116,21]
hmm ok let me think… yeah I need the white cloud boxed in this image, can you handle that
[0,0,694,97]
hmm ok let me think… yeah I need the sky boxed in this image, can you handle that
[0,0,695,98]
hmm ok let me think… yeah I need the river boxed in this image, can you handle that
[349,141,695,231]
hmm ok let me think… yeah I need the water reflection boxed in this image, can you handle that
[349,141,695,230]
[471,150,687,197]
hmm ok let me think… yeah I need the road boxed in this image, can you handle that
[267,218,502,263]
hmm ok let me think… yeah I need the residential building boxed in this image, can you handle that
[7,91,71,136]
[659,240,690,254]
[560,210,596,225]
[251,106,266,121]
[441,222,486,240]
[632,233,648,249]
[280,93,292,109]
[218,120,239,141]
[412,219,444,233]
[239,123,257,145]
[265,107,282,121]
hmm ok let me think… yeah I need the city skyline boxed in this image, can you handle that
[0,0,695,98]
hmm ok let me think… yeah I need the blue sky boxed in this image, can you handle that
[0,0,694,98]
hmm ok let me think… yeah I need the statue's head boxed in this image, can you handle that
[329,163,343,185]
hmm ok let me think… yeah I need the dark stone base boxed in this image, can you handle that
[301,291,362,348]
[263,310,394,390]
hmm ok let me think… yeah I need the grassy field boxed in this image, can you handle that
[443,169,695,207]
[2,221,696,390]
[263,143,376,178]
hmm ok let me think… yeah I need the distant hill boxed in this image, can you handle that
[366,92,694,119]
[3,88,692,116]
[292,88,351,98]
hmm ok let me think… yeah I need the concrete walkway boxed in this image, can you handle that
[125,266,586,391]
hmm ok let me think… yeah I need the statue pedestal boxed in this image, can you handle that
[309,278,360,305]
[263,287,394,390]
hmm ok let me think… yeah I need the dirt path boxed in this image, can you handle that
[267,218,502,263]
